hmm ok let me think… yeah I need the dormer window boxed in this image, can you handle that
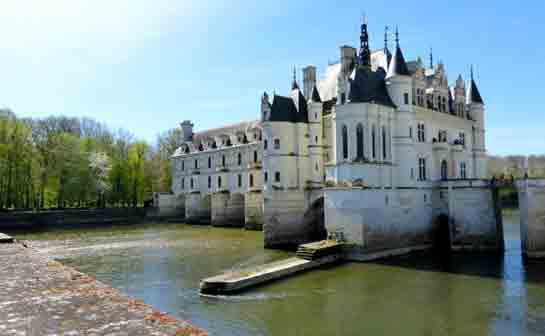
[274,139,280,150]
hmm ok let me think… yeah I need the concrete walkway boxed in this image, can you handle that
[0,237,206,336]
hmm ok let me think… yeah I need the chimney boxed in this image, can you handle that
[340,46,357,76]
[302,66,317,100]
[180,120,194,142]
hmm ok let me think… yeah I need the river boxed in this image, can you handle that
[14,211,545,335]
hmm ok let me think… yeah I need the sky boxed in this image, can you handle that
[0,0,543,156]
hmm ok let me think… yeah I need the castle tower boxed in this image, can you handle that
[303,66,317,100]
[467,66,486,178]
[386,27,415,187]
[308,85,324,185]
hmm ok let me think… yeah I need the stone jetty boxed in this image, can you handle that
[200,241,343,295]
[0,236,206,336]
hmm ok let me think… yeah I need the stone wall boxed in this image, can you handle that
[0,208,147,231]
[446,181,503,251]
[263,190,325,249]
[517,179,545,258]
[211,192,245,227]
[184,193,211,224]
[147,193,185,220]
[324,188,434,252]
[245,191,264,230]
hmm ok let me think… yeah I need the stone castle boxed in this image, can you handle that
[165,18,504,255]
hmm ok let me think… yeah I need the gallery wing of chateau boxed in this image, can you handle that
[167,18,494,250]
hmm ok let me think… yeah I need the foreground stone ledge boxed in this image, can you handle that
[0,240,207,336]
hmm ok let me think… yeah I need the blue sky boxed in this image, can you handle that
[0,0,543,155]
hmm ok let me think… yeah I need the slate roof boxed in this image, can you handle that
[348,66,396,108]
[267,91,309,123]
[387,45,410,77]
[311,86,322,103]
[468,79,484,104]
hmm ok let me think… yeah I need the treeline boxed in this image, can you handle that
[488,155,545,179]
[0,109,181,210]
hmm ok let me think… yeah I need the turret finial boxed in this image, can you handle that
[429,47,434,69]
[292,66,299,90]
[358,14,371,68]
[395,26,400,47]
[470,64,474,80]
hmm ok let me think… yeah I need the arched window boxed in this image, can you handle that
[356,123,364,159]
[249,174,254,187]
[253,151,258,163]
[342,125,348,160]
[372,125,376,159]
[237,174,242,187]
[441,160,448,181]
[382,126,387,159]
[237,153,242,166]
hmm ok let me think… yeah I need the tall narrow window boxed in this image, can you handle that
[382,127,387,159]
[342,125,348,160]
[372,125,376,159]
[208,176,212,189]
[181,178,185,190]
[208,157,212,169]
[190,178,194,189]
[356,123,364,159]
[238,174,242,187]
[460,162,467,179]
[275,172,281,182]
[441,160,448,181]
[264,171,268,182]
[274,139,280,150]
[237,153,242,166]
[253,151,258,163]
[417,123,426,142]
[249,174,254,187]
[264,140,268,150]
[418,158,427,181]
[182,160,185,171]
[222,155,226,167]
[194,159,198,169]
[218,176,222,188]
[404,93,409,105]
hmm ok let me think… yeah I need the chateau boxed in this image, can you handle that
[167,19,502,254]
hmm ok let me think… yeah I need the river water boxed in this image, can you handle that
[14,211,545,335]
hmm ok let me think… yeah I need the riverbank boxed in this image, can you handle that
[0,208,148,231]
[0,237,207,336]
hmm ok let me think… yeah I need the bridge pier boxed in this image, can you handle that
[185,193,211,224]
[244,191,263,230]
[211,192,245,227]
[517,179,545,258]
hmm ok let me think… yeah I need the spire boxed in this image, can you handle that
[429,47,434,69]
[358,15,371,69]
[292,66,299,90]
[386,27,410,78]
[467,65,484,104]
[384,26,389,52]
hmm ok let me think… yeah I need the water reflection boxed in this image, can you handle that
[14,211,545,336]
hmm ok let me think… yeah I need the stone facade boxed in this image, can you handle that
[517,179,545,258]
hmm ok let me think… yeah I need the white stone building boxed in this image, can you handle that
[170,18,502,253]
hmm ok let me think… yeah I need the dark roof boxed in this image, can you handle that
[387,45,410,77]
[348,66,396,108]
[267,91,309,123]
[311,86,322,103]
[468,79,484,104]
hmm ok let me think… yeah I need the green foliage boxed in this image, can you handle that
[0,111,176,210]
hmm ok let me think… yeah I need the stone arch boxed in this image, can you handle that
[434,213,451,254]
[302,197,327,243]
